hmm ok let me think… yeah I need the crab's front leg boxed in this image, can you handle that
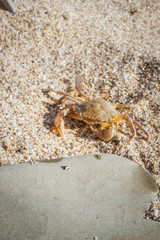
[90,123,120,142]
[54,96,80,139]
[54,109,69,139]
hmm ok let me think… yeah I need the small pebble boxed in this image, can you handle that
[94,154,101,160]
[61,166,70,170]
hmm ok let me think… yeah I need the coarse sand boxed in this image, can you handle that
[0,0,160,221]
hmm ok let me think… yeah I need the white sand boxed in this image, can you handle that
[0,0,159,221]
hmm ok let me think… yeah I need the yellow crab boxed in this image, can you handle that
[53,75,149,142]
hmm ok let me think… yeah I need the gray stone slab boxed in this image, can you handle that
[0,0,16,13]
[0,154,159,240]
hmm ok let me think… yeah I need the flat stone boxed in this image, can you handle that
[0,154,159,240]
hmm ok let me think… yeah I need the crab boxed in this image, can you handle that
[53,75,149,143]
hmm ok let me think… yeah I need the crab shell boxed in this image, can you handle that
[72,98,118,125]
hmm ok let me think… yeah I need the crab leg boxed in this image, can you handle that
[133,120,149,140]
[124,116,149,141]
[112,115,136,142]
[75,74,91,100]
[113,114,149,142]
[115,104,131,109]
[53,91,83,104]
[125,116,136,143]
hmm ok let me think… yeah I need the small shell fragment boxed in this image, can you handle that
[61,166,70,170]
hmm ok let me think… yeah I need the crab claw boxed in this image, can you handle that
[90,123,119,142]
[75,74,91,100]
[54,111,66,139]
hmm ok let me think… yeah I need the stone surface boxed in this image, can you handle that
[0,154,159,240]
